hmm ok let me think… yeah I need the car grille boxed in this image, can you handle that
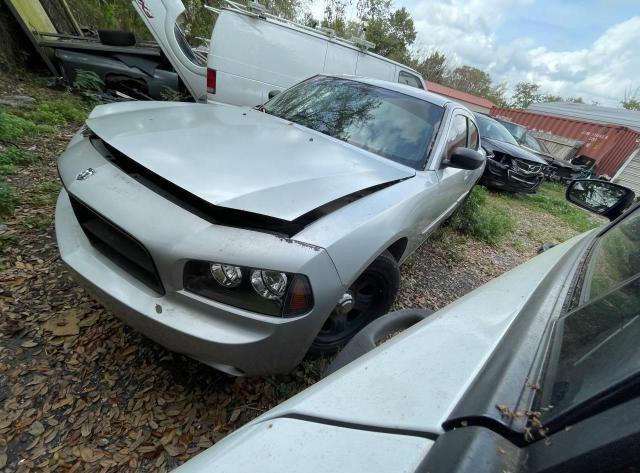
[68,194,165,295]
[511,159,543,175]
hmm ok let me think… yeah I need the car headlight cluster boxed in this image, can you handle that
[184,261,313,317]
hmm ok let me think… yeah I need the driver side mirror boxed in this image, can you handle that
[268,90,281,100]
[443,147,485,171]
[566,179,635,221]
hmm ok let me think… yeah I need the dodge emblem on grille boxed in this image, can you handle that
[76,168,96,181]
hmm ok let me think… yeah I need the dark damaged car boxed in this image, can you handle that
[474,113,548,193]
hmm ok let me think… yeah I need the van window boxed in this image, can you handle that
[398,71,423,90]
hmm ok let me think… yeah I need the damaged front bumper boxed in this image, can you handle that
[55,137,345,376]
[481,157,544,193]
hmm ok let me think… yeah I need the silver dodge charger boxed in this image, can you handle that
[55,75,485,375]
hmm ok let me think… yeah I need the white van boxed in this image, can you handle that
[133,0,426,105]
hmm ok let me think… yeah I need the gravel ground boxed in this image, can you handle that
[0,78,590,472]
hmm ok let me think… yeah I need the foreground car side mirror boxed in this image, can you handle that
[443,147,486,170]
[268,89,281,100]
[566,179,635,221]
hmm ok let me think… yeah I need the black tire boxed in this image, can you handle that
[310,250,400,355]
[325,309,434,376]
[98,30,136,47]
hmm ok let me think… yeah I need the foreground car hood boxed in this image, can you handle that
[258,231,592,433]
[86,102,414,221]
[483,137,548,164]
[175,231,594,472]
[174,417,432,472]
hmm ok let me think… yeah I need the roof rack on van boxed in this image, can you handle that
[204,0,376,50]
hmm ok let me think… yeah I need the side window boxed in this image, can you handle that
[445,114,468,159]
[398,71,424,89]
[468,120,479,150]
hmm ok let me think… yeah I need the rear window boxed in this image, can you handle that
[263,76,444,169]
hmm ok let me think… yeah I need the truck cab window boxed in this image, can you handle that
[398,71,423,89]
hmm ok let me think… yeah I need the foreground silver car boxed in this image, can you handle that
[55,75,485,375]
[176,180,639,472]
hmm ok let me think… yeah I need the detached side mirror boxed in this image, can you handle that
[443,147,485,170]
[268,90,281,100]
[566,179,635,221]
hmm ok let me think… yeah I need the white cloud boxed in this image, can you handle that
[406,0,639,105]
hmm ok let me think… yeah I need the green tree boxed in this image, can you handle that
[444,66,506,106]
[510,81,542,109]
[411,50,449,84]
[364,7,416,62]
[622,98,640,111]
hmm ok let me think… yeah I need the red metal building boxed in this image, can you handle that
[490,107,640,177]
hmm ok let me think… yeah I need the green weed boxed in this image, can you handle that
[449,186,515,246]
[0,179,17,216]
[23,96,88,127]
[32,181,60,207]
[0,110,53,142]
[520,183,598,232]
[0,147,37,174]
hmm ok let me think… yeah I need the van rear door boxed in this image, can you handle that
[208,10,326,106]
[132,0,207,101]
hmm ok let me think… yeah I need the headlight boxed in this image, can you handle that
[210,263,242,288]
[183,261,313,317]
[250,270,287,299]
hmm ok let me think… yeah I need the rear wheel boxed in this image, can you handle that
[310,250,400,355]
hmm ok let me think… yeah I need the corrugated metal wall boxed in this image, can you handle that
[613,149,640,195]
[491,107,640,177]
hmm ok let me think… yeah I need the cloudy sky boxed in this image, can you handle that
[311,0,639,105]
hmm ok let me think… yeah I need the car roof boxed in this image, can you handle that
[321,74,453,109]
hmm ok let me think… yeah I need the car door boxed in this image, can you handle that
[132,0,207,101]
[430,108,482,226]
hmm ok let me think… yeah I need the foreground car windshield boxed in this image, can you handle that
[475,114,520,146]
[539,207,640,426]
[263,76,444,169]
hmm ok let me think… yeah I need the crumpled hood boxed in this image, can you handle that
[483,137,548,165]
[86,101,414,221]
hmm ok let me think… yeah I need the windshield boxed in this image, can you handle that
[475,114,520,146]
[538,208,640,427]
[523,133,549,154]
[263,76,444,169]
[499,120,527,141]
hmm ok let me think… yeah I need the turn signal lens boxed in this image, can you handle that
[284,275,314,316]
[210,263,242,288]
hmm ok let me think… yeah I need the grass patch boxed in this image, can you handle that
[449,186,515,246]
[519,183,598,232]
[23,95,89,127]
[0,179,17,216]
[434,227,469,263]
[0,147,37,174]
[0,110,54,142]
[32,181,61,207]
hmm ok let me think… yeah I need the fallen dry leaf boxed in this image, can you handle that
[43,312,80,336]
[29,421,45,436]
